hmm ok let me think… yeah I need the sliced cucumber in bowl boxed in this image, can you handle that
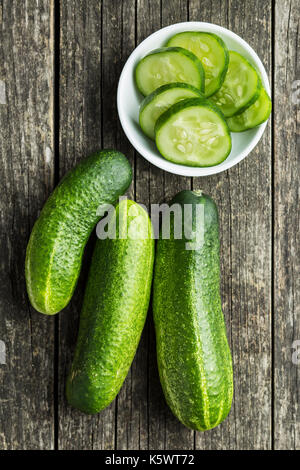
[135,47,205,96]
[139,83,204,140]
[155,97,231,167]
[166,31,229,97]
[227,87,272,132]
[211,50,261,117]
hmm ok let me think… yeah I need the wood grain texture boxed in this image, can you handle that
[134,0,196,452]
[101,0,142,450]
[135,0,162,451]
[156,0,194,451]
[273,0,300,450]
[57,0,111,450]
[1,0,299,451]
[191,0,272,450]
[0,0,55,450]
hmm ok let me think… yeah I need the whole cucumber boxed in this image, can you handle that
[153,190,233,431]
[25,150,132,315]
[66,199,154,414]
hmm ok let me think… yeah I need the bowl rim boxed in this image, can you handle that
[117,21,271,177]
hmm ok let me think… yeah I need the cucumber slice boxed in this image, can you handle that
[135,47,205,96]
[139,83,204,140]
[155,97,231,167]
[211,51,261,117]
[227,87,272,132]
[166,32,229,97]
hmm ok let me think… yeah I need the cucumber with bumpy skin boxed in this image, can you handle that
[155,97,231,167]
[211,50,261,117]
[135,47,205,96]
[227,87,272,132]
[153,190,233,431]
[167,31,229,97]
[66,199,154,414]
[139,82,204,140]
[25,150,132,315]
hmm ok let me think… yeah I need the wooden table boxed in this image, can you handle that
[0,0,299,450]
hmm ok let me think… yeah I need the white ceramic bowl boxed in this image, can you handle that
[117,22,271,177]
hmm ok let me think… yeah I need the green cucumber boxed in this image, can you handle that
[25,150,132,315]
[135,47,205,96]
[155,97,231,167]
[211,50,261,117]
[153,190,233,431]
[139,82,204,140]
[66,199,154,414]
[167,31,229,97]
[227,87,272,132]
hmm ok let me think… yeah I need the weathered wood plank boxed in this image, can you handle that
[57,0,112,450]
[274,0,300,450]
[100,0,140,450]
[134,0,196,452]
[134,0,194,452]
[189,1,235,451]
[158,0,195,451]
[0,0,55,450]
[190,0,273,450]
[0,0,297,451]
[134,0,163,451]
